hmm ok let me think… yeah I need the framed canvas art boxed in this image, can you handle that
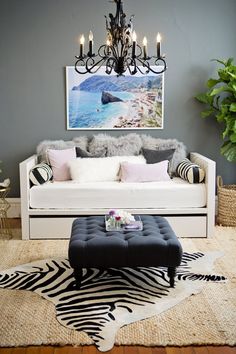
[66,66,164,130]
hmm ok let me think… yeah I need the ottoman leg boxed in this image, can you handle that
[74,268,83,289]
[168,267,176,288]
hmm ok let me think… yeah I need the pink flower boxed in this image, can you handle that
[109,210,116,216]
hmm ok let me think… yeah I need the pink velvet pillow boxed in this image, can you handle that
[120,160,170,183]
[47,148,76,181]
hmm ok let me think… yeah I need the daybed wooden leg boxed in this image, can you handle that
[168,267,176,288]
[74,268,82,289]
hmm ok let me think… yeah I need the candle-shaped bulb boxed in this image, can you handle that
[106,39,111,55]
[157,32,161,43]
[132,31,137,42]
[89,30,93,41]
[79,34,85,57]
[143,36,148,59]
[156,32,161,58]
[80,34,85,45]
[88,31,93,56]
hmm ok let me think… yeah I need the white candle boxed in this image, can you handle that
[143,36,147,59]
[156,32,161,58]
[80,34,85,57]
[89,30,93,56]
[132,31,137,58]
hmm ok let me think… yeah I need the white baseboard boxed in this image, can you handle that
[6,198,21,218]
[5,196,219,219]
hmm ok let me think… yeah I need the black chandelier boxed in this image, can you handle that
[75,0,167,76]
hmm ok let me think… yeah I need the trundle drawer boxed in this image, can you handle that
[165,216,207,238]
[30,215,207,239]
[30,217,77,239]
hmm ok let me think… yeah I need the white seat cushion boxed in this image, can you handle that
[29,177,206,209]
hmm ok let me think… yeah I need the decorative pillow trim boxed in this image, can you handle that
[177,158,205,184]
[29,163,53,186]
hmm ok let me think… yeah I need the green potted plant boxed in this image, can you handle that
[195,58,236,226]
[195,57,236,162]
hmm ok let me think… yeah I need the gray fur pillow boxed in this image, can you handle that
[37,136,88,163]
[88,133,142,156]
[72,136,89,150]
[141,135,187,174]
[36,140,76,163]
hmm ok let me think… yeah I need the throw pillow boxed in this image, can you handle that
[142,148,175,164]
[36,140,76,163]
[88,133,142,156]
[29,163,53,186]
[72,136,89,150]
[120,160,170,183]
[75,146,104,158]
[141,135,187,175]
[69,155,146,183]
[47,147,76,181]
[177,158,205,183]
[36,137,88,163]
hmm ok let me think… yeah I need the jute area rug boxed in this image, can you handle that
[0,226,235,349]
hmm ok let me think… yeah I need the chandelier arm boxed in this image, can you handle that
[135,57,167,74]
[136,61,150,75]
[85,57,107,74]
[106,57,117,74]
[126,57,138,75]
[98,44,108,58]
[75,57,88,74]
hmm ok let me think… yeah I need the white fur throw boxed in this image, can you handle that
[141,135,187,174]
[88,133,143,157]
[69,155,146,183]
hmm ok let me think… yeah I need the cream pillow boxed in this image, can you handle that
[69,155,146,183]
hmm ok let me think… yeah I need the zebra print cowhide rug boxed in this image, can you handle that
[0,251,226,352]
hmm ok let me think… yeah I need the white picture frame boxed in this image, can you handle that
[66,66,164,130]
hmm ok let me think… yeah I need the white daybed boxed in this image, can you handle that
[20,152,215,240]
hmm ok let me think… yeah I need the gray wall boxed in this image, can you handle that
[0,0,236,197]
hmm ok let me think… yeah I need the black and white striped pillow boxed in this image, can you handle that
[177,158,205,184]
[29,163,53,186]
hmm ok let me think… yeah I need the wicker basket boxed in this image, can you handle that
[217,176,236,226]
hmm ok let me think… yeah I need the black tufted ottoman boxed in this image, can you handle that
[68,215,183,288]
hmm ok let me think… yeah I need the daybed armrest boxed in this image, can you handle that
[190,152,216,237]
[19,155,37,239]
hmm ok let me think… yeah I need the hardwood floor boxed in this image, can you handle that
[1,219,236,354]
[0,346,236,354]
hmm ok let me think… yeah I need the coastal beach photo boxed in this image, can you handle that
[66,66,164,130]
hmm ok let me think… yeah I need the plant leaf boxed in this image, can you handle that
[207,79,219,88]
[220,141,236,162]
[195,93,209,104]
[230,132,236,143]
[229,103,236,112]
[210,86,232,96]
[211,58,227,66]
[227,57,234,66]
[201,109,214,118]
[228,72,236,80]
